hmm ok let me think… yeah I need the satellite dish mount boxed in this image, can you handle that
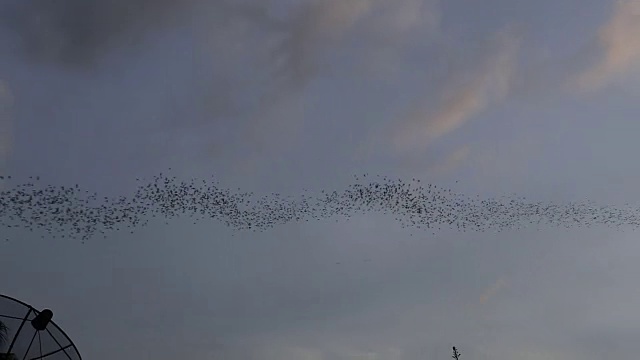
[1,295,81,360]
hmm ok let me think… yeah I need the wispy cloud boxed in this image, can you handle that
[270,0,374,89]
[231,0,442,174]
[391,27,520,154]
[573,0,640,92]
[270,0,440,87]
[241,0,376,160]
[353,0,440,78]
[479,277,508,305]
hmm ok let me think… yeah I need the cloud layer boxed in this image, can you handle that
[0,0,442,171]
[391,27,520,154]
[0,0,203,67]
[574,0,640,91]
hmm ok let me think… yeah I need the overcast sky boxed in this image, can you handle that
[1,0,640,359]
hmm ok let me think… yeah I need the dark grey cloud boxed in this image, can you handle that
[0,0,435,169]
[0,0,420,84]
[0,0,191,67]
[0,0,378,162]
[0,0,280,68]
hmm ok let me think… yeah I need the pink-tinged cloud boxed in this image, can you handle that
[391,29,520,154]
[574,0,640,92]
[479,277,508,305]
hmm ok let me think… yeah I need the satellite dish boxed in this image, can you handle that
[0,294,81,360]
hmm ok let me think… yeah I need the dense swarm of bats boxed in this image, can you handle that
[1,169,638,242]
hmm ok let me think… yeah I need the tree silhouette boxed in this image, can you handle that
[452,346,461,360]
[0,320,8,349]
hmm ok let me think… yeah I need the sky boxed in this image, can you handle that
[1,0,640,359]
